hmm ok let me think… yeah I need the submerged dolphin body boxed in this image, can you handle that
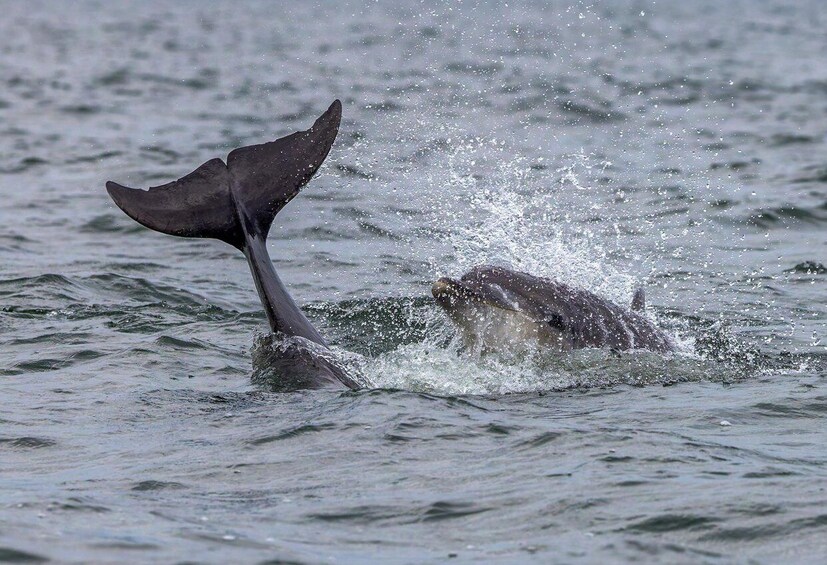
[432,266,675,355]
[107,100,358,390]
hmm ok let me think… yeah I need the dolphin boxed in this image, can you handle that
[432,265,675,355]
[106,100,358,391]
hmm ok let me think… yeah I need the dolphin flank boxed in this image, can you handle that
[432,265,675,355]
[106,100,358,391]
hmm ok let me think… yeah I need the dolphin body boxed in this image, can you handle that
[107,100,358,390]
[432,266,675,355]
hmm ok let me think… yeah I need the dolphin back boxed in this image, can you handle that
[106,100,342,249]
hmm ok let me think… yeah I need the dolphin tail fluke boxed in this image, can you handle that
[105,100,352,389]
[106,100,343,348]
[105,99,342,248]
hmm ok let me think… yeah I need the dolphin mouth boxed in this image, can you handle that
[431,277,480,307]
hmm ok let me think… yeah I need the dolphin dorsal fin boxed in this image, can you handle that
[631,288,645,312]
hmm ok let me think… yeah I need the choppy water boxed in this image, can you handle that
[1,0,826,562]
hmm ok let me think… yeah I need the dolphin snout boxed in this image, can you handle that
[431,277,459,300]
[432,277,478,308]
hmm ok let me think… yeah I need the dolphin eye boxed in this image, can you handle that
[546,313,566,332]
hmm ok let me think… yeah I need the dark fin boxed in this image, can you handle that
[105,100,354,390]
[631,288,645,312]
[106,158,243,248]
[227,99,342,237]
[105,99,342,247]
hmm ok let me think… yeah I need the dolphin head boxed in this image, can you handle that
[431,276,484,309]
[431,269,571,354]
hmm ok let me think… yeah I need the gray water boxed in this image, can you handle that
[1,0,826,562]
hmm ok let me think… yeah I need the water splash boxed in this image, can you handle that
[416,134,640,304]
[361,341,743,395]
[329,138,719,394]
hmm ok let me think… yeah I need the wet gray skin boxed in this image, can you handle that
[432,265,675,355]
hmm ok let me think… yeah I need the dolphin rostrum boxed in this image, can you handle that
[107,100,358,390]
[432,265,675,355]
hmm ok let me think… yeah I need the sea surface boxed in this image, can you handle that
[1,0,826,562]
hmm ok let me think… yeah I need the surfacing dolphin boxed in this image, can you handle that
[432,265,675,355]
[107,100,358,390]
